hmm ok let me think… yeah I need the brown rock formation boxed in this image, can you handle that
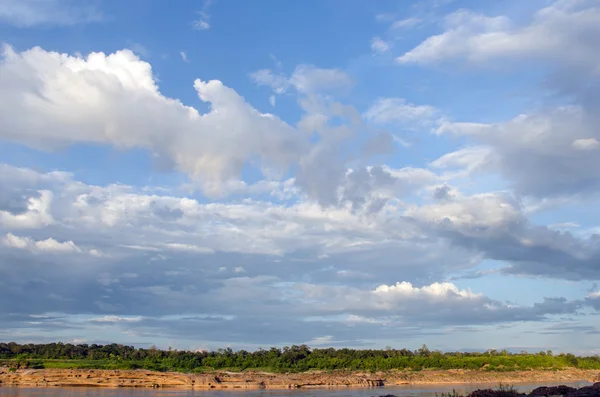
[0,367,597,389]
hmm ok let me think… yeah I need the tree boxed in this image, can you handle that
[417,344,431,357]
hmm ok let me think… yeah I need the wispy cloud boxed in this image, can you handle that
[180,51,189,62]
[192,0,212,30]
[128,42,149,58]
[0,0,103,27]
[391,17,422,30]
[371,37,391,54]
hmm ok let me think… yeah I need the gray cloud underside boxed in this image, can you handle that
[1,164,599,345]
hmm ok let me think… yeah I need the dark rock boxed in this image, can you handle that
[566,384,600,397]
[530,386,577,396]
[468,389,524,397]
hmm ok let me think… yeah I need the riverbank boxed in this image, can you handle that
[1,367,599,389]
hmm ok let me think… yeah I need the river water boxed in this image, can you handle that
[0,382,590,397]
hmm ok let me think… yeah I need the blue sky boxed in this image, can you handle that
[1,0,600,354]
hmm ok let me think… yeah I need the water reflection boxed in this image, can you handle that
[0,382,590,397]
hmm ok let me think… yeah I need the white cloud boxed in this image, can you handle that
[1,233,101,255]
[192,19,210,30]
[548,222,580,230]
[165,243,214,254]
[405,193,521,233]
[2,233,30,249]
[397,1,600,65]
[0,164,469,274]
[290,65,354,94]
[436,108,600,198]
[293,279,580,323]
[572,138,599,150]
[0,45,306,197]
[0,190,54,229]
[363,97,438,127]
[0,0,102,27]
[91,316,142,323]
[0,164,599,348]
[179,51,189,63]
[250,65,353,95]
[250,69,290,94]
[305,335,334,346]
[373,281,481,300]
[430,146,495,177]
[34,236,81,253]
[192,0,211,30]
[370,37,391,54]
[398,3,600,203]
[435,121,492,136]
[390,17,421,30]
[3,2,600,351]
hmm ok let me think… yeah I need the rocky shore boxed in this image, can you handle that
[0,367,599,389]
[376,382,600,397]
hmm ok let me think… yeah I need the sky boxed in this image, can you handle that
[0,0,599,354]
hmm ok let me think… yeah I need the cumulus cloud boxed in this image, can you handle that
[0,164,598,348]
[0,271,590,347]
[0,45,306,197]
[0,45,385,207]
[2,9,600,350]
[395,4,600,203]
[0,190,54,229]
[0,164,437,261]
[436,108,600,198]
[402,3,600,200]
[2,233,102,256]
[406,192,600,280]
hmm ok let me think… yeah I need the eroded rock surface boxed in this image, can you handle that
[0,367,598,389]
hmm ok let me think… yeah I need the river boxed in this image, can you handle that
[0,382,591,397]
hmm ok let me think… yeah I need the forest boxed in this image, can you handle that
[1,342,599,373]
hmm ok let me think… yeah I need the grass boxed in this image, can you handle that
[436,389,461,397]
[1,355,598,374]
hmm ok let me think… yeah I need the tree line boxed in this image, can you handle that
[1,342,599,372]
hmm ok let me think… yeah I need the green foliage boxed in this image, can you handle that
[496,383,518,394]
[1,342,599,373]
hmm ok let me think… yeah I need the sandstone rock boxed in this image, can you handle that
[0,368,598,390]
